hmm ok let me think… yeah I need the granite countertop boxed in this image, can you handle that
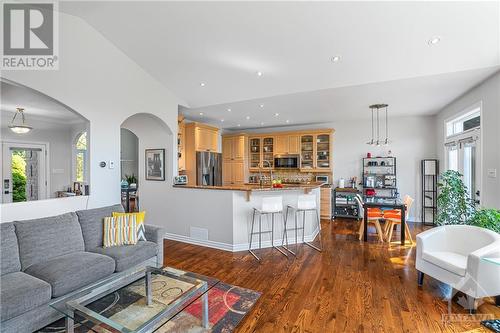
[173,182,325,192]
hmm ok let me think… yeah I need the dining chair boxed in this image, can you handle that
[384,195,414,244]
[354,195,385,242]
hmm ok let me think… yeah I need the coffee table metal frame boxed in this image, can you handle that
[50,265,210,333]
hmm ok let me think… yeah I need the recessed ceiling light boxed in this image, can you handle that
[200,82,206,87]
[260,122,265,126]
[274,113,279,117]
[227,108,232,112]
[331,55,341,63]
[245,116,250,120]
[237,124,241,127]
[220,119,225,122]
[199,112,204,116]
[256,71,263,77]
[285,119,290,123]
[259,104,264,108]
[428,36,441,45]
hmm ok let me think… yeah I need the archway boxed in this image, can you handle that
[120,113,173,216]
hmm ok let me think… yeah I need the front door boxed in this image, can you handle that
[1,142,47,203]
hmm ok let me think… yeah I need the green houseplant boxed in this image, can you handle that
[436,170,475,226]
[470,208,500,233]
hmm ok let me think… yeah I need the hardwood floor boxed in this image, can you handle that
[163,219,499,332]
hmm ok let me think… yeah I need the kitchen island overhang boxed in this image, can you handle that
[169,183,324,252]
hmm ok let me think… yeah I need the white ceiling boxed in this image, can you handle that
[60,1,500,129]
[1,80,87,127]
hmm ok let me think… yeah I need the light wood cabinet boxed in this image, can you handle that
[184,122,220,184]
[222,134,248,185]
[275,135,289,155]
[320,186,332,219]
[288,135,300,154]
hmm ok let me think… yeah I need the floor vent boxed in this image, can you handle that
[190,227,209,241]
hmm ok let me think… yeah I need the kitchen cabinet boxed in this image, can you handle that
[248,130,332,172]
[222,134,247,185]
[184,122,220,184]
[288,135,300,154]
[320,186,332,219]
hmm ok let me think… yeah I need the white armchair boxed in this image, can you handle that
[416,225,500,312]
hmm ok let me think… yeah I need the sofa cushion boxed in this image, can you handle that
[91,241,158,272]
[0,272,52,321]
[1,223,21,275]
[76,204,124,251]
[25,252,115,297]
[422,250,467,276]
[14,212,85,270]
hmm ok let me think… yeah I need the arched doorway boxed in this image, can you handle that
[120,113,173,213]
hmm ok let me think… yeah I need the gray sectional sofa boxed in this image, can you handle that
[0,204,165,333]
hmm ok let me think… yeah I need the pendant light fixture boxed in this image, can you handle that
[367,104,390,146]
[9,107,33,134]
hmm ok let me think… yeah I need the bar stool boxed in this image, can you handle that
[249,196,289,261]
[282,194,322,255]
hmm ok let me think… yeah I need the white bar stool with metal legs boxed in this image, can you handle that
[248,196,289,261]
[282,194,322,255]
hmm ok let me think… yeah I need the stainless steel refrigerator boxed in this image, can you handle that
[196,151,222,186]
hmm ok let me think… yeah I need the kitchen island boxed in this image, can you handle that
[168,183,324,252]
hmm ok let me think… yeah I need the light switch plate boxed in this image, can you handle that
[109,161,115,169]
[487,168,497,178]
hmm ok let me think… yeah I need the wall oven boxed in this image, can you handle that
[274,155,300,169]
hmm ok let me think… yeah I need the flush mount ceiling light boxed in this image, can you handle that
[260,122,265,126]
[200,82,206,87]
[220,119,225,123]
[259,104,264,108]
[237,124,241,127]
[331,55,341,63]
[285,120,290,124]
[245,116,251,120]
[9,107,33,134]
[199,112,204,116]
[367,104,390,146]
[274,113,279,117]
[428,36,441,45]
[227,108,232,112]
[256,71,263,77]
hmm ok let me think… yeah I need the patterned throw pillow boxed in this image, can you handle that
[112,211,147,241]
[103,215,138,247]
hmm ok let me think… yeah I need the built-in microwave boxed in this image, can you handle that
[274,155,299,169]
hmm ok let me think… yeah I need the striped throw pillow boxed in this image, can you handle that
[112,211,147,241]
[103,215,138,247]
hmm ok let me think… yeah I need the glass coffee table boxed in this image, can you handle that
[480,257,500,333]
[50,265,216,333]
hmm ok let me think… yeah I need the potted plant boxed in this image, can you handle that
[436,170,475,226]
[470,208,500,233]
[125,174,137,189]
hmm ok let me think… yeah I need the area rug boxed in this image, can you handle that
[38,272,260,333]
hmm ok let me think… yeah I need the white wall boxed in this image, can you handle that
[1,12,181,223]
[226,115,437,222]
[435,71,500,209]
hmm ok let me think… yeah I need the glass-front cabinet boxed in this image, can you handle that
[262,137,274,168]
[249,137,261,169]
[316,134,330,169]
[300,135,314,169]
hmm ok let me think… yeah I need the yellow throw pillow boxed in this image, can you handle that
[112,211,147,241]
[103,215,137,247]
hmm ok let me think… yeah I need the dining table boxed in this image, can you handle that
[363,196,407,245]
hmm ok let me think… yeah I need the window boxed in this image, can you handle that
[74,132,88,182]
[445,107,480,138]
[444,103,481,203]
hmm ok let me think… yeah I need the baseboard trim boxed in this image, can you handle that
[164,227,320,253]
